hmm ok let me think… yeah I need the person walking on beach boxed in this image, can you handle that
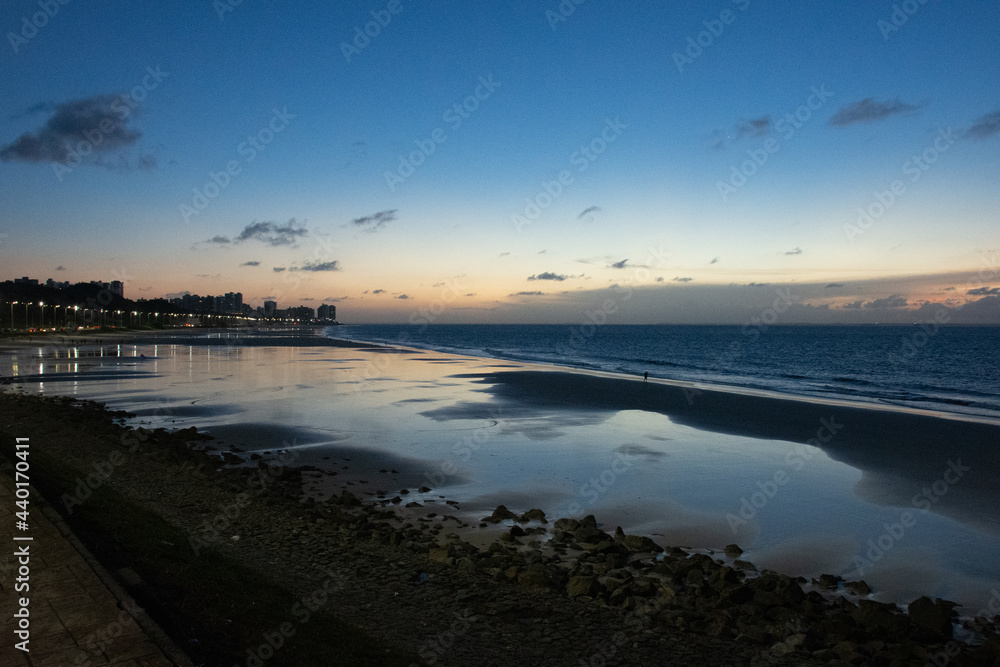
[643,371,648,383]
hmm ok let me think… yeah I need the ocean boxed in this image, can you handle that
[328,324,1000,422]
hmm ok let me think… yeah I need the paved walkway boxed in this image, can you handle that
[1,470,189,666]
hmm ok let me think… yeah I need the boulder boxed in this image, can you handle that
[566,575,601,598]
[519,508,547,523]
[907,596,954,641]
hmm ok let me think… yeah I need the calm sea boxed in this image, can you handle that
[328,324,1000,421]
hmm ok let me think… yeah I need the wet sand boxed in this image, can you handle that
[3,326,1000,613]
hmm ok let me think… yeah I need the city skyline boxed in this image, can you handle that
[2,2,999,324]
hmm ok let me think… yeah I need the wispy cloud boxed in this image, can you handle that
[968,286,1000,296]
[966,111,1000,140]
[352,209,397,232]
[396,293,409,299]
[241,260,260,266]
[510,291,544,296]
[825,282,845,288]
[273,267,286,272]
[209,235,231,244]
[784,247,803,256]
[0,94,149,168]
[710,257,720,264]
[829,97,920,126]
[609,259,629,269]
[672,277,694,283]
[736,116,772,138]
[237,219,308,246]
[291,260,341,272]
[55,265,65,271]
[843,294,909,309]
[528,272,567,281]
[578,206,602,220]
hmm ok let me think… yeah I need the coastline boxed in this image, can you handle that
[3,390,999,666]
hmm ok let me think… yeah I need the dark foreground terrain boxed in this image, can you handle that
[2,389,999,666]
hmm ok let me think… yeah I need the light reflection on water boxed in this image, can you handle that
[2,336,999,611]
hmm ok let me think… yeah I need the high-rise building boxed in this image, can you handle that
[110,280,124,298]
[263,300,277,317]
[317,304,336,320]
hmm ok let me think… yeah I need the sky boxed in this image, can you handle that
[1,0,999,324]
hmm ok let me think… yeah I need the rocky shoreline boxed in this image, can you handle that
[3,390,999,666]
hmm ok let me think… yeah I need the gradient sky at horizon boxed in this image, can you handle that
[1,1,999,324]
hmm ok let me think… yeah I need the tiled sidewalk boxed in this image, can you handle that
[0,470,189,666]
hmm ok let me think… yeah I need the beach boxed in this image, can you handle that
[2,327,1000,664]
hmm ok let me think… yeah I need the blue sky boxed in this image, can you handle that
[1,0,999,323]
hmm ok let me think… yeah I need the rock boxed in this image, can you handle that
[519,508,547,523]
[853,599,909,640]
[580,514,598,528]
[482,505,519,523]
[553,517,580,532]
[732,559,757,571]
[616,532,664,554]
[509,525,526,537]
[566,575,601,598]
[517,563,557,590]
[816,573,842,590]
[418,486,431,493]
[428,548,449,563]
[724,544,743,557]
[844,580,871,596]
[575,525,612,544]
[908,596,954,641]
[337,490,361,506]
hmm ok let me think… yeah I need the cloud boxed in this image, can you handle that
[966,111,1000,140]
[236,219,308,246]
[0,94,146,166]
[735,116,772,138]
[291,260,341,272]
[372,289,386,294]
[655,277,664,282]
[273,267,286,272]
[241,261,260,267]
[784,247,803,256]
[499,252,510,257]
[710,257,720,264]
[578,206,602,220]
[528,272,567,281]
[609,259,629,269]
[165,291,190,299]
[55,265,65,271]
[396,294,410,299]
[844,294,909,310]
[465,293,476,297]
[209,235,231,244]
[352,209,397,232]
[672,277,694,283]
[829,98,920,126]
[510,291,545,296]
[825,283,845,288]
[968,286,1000,296]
